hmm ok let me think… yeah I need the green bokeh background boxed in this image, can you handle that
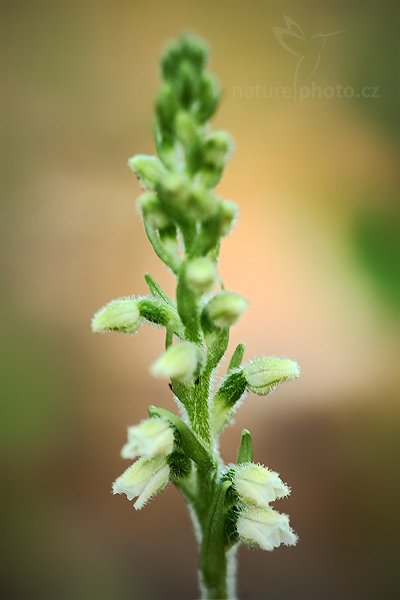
[1,1,399,599]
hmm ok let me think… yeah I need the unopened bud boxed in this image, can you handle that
[155,83,178,143]
[186,183,215,218]
[219,200,239,236]
[139,192,171,230]
[203,130,233,170]
[196,72,220,123]
[129,155,166,190]
[151,341,204,385]
[243,357,300,395]
[91,298,141,334]
[175,111,199,146]
[207,292,248,328]
[157,172,190,214]
[121,418,174,459]
[186,257,217,294]
[179,33,209,73]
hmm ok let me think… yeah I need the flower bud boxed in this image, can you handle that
[91,298,141,334]
[175,111,199,146]
[186,257,217,294]
[139,192,171,230]
[112,456,170,510]
[219,199,239,236]
[174,59,198,108]
[160,39,182,80]
[196,72,220,123]
[128,155,166,190]
[203,130,233,170]
[232,463,290,506]
[187,183,215,218]
[151,341,204,385]
[157,172,190,214]
[237,506,298,551]
[179,33,209,73]
[207,292,248,328]
[155,83,178,144]
[243,357,300,395]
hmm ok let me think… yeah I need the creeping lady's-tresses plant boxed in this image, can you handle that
[92,33,299,600]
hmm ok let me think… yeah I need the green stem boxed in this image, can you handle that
[199,480,237,600]
[200,540,238,600]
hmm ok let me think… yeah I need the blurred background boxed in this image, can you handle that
[1,1,399,599]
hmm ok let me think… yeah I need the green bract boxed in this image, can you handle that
[92,33,300,600]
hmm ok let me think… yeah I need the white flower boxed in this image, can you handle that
[112,456,170,510]
[91,298,141,334]
[150,341,203,385]
[237,506,298,551]
[243,356,300,395]
[233,463,290,506]
[121,418,174,459]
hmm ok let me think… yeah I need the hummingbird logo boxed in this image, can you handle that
[273,16,348,94]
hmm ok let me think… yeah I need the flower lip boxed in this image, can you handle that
[237,506,298,551]
[112,456,170,510]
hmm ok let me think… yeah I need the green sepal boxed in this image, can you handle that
[148,405,215,472]
[141,215,180,274]
[144,273,174,307]
[137,298,184,337]
[167,447,192,479]
[176,261,202,343]
[224,506,240,547]
[236,429,253,464]
[228,343,245,372]
[213,369,247,409]
[206,327,229,371]
[200,308,229,369]
[211,369,247,434]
